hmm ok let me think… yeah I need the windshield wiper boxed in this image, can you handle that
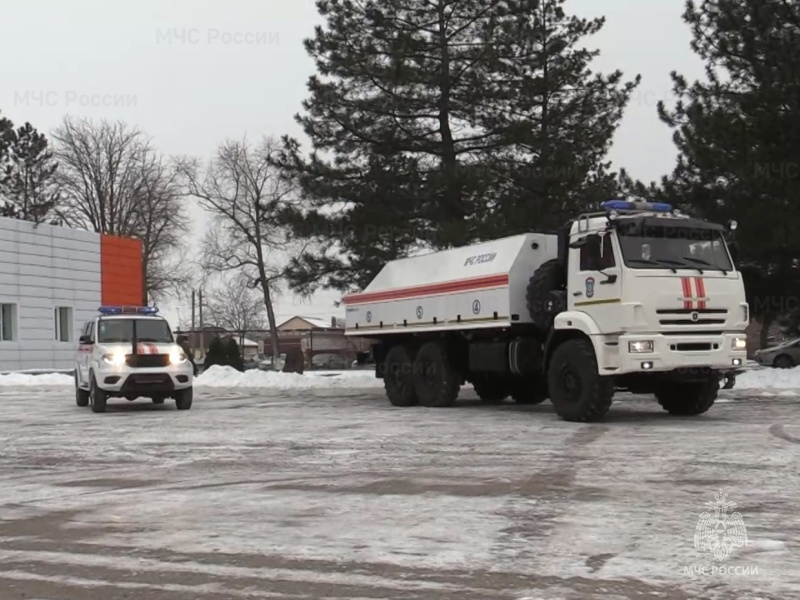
[626,258,677,273]
[682,256,728,275]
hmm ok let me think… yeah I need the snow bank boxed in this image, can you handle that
[0,372,74,386]
[735,366,800,390]
[194,365,383,389]
[0,366,382,389]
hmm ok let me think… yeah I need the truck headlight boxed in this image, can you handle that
[732,337,747,351]
[102,352,126,366]
[629,340,654,353]
[170,349,187,364]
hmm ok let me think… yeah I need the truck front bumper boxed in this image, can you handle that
[612,333,747,375]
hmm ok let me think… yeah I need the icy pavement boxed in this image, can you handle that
[0,382,798,599]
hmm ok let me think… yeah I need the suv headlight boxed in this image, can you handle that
[170,349,187,364]
[629,340,654,353]
[102,352,126,366]
[732,336,747,351]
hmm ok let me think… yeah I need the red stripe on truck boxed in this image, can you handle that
[694,277,706,309]
[342,274,510,305]
[681,277,693,309]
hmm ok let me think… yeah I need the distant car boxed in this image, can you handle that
[754,338,800,368]
[312,353,349,370]
[74,306,194,413]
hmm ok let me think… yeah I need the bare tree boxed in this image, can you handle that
[204,273,267,353]
[51,116,190,300]
[178,136,297,361]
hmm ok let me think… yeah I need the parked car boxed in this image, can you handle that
[754,338,800,368]
[312,353,350,370]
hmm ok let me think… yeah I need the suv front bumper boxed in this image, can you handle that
[94,363,193,395]
[612,333,747,375]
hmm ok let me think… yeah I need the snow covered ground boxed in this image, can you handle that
[0,371,798,599]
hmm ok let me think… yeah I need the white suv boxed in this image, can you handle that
[74,306,194,413]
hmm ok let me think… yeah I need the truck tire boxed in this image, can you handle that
[547,339,613,422]
[471,375,508,403]
[509,377,548,405]
[75,374,89,407]
[89,373,108,413]
[383,345,418,407]
[655,379,718,416]
[526,259,567,331]
[413,341,460,407]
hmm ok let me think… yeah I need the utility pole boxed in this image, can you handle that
[198,289,204,358]
[191,290,196,333]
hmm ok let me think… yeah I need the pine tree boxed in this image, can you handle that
[278,0,639,293]
[658,0,800,346]
[204,336,227,370]
[0,122,60,223]
[0,112,16,212]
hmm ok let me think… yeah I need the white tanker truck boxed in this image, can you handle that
[343,200,749,422]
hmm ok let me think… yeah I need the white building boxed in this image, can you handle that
[0,217,143,372]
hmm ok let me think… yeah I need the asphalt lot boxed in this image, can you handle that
[0,384,798,599]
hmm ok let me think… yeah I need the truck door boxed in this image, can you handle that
[568,231,623,331]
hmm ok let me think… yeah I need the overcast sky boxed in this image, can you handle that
[0,0,704,329]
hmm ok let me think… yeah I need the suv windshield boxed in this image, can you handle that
[617,221,733,272]
[97,318,174,344]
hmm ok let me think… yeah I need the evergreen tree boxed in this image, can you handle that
[223,337,244,372]
[0,112,16,211]
[204,336,227,370]
[0,122,60,223]
[278,0,639,293]
[658,0,800,346]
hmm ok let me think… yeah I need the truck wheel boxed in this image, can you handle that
[175,387,193,410]
[413,341,460,407]
[655,379,718,416]
[89,374,108,413]
[510,377,548,405]
[526,259,566,331]
[75,374,89,407]
[383,345,418,407]
[547,339,613,422]
[471,375,508,403]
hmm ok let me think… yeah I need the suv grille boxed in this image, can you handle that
[126,354,170,368]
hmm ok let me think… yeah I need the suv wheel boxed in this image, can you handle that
[89,373,108,413]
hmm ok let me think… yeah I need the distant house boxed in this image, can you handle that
[277,316,339,331]
[174,324,259,359]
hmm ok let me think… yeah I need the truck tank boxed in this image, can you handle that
[343,233,558,336]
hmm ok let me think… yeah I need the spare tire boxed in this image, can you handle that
[526,258,567,331]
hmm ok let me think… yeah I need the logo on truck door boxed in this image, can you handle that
[464,252,496,266]
[416,305,423,319]
[585,277,595,298]
[472,299,481,314]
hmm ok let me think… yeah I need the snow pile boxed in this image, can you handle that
[735,366,800,390]
[194,365,383,389]
[0,372,74,386]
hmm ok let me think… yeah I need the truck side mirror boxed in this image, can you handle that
[79,335,93,345]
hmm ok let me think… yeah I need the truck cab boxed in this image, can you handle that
[556,200,747,382]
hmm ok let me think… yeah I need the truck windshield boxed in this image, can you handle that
[617,223,733,272]
[97,319,174,344]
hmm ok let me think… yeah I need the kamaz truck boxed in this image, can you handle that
[343,200,749,422]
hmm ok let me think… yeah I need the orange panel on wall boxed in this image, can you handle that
[101,234,144,306]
